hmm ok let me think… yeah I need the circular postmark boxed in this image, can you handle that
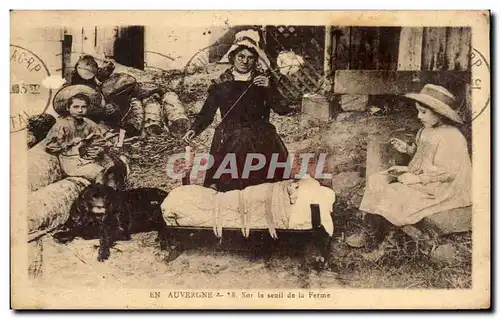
[10,45,52,133]
[468,48,490,123]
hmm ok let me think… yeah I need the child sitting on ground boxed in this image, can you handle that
[347,84,472,259]
[45,85,125,189]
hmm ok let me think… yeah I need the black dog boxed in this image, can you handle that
[53,184,169,262]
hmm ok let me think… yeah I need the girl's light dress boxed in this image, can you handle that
[359,125,472,226]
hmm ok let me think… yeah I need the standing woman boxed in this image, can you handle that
[183,30,297,192]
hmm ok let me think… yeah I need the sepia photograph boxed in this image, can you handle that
[10,10,490,309]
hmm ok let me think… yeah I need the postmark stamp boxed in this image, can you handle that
[10,44,52,132]
[469,48,490,122]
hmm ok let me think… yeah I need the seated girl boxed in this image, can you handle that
[348,84,472,255]
[45,85,125,189]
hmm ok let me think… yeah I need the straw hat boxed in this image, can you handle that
[52,84,104,115]
[404,84,463,124]
[75,55,98,80]
[219,29,271,71]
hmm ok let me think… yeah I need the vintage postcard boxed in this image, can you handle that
[10,10,490,309]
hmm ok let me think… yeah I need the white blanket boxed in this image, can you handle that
[161,178,335,238]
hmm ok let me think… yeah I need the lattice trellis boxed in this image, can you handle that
[266,26,325,102]
[276,25,296,37]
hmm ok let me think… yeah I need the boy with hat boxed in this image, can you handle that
[45,85,124,189]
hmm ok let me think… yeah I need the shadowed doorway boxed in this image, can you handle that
[114,26,145,70]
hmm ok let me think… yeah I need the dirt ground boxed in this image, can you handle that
[31,64,471,290]
[33,232,341,290]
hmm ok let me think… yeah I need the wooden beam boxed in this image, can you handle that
[333,70,470,95]
[310,204,321,229]
[422,27,447,70]
[349,27,363,69]
[324,26,333,77]
[62,34,73,80]
[332,27,350,70]
[372,28,381,70]
[457,28,472,70]
[378,27,401,70]
[445,27,471,70]
[397,27,424,70]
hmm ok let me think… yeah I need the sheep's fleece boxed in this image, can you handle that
[161,178,335,238]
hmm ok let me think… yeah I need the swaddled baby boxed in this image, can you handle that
[161,176,335,238]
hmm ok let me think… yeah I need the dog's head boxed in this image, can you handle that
[77,184,118,218]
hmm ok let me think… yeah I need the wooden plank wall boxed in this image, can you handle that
[331,27,351,70]
[421,27,448,70]
[330,26,470,72]
[331,26,471,99]
[398,28,424,70]
[421,27,471,71]
[331,27,400,71]
[330,26,471,127]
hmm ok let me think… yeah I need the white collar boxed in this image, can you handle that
[232,69,252,81]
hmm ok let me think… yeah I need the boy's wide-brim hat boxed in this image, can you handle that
[53,84,105,115]
[219,29,271,71]
[404,84,463,124]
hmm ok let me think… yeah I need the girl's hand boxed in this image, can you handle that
[85,146,104,159]
[387,165,409,176]
[398,173,421,185]
[182,130,196,144]
[253,75,270,87]
[70,137,83,147]
[104,103,118,115]
[389,137,409,153]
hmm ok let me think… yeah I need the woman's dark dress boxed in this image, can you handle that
[190,69,295,192]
